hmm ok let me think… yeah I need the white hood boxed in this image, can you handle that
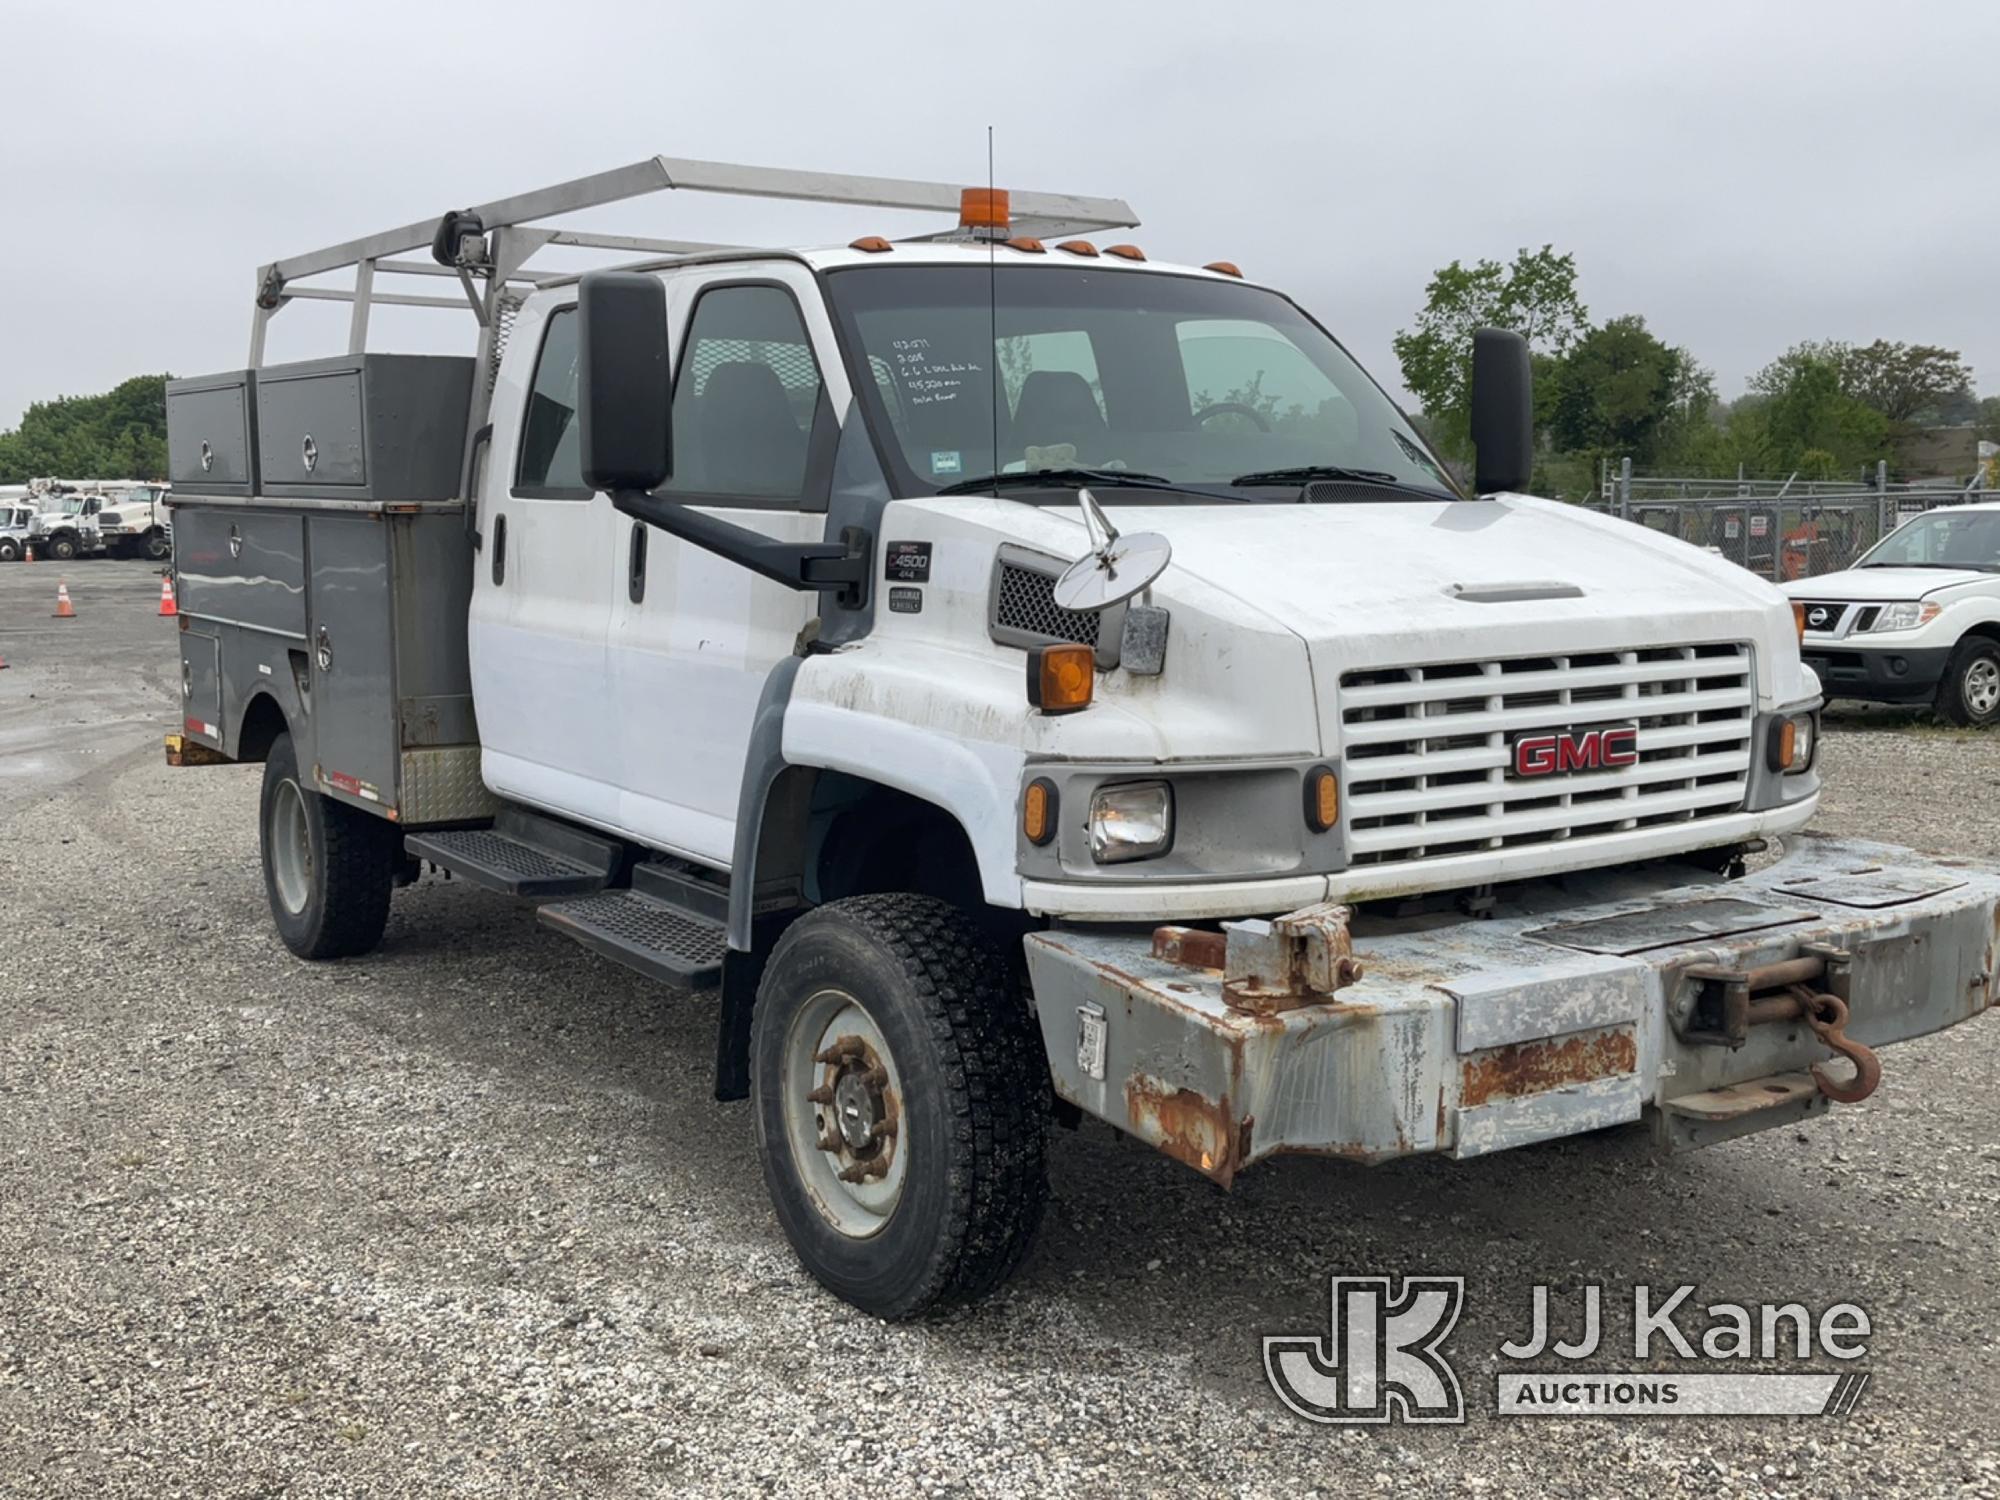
[1072,493,1801,708]
[1784,566,1989,601]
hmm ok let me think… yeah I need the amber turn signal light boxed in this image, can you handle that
[1792,601,1806,643]
[1304,765,1340,832]
[1028,644,1094,714]
[1023,777,1058,845]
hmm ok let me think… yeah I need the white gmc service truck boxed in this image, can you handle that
[164,159,2000,1318]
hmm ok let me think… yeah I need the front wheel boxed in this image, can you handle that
[260,730,397,958]
[0,538,18,563]
[46,534,78,562]
[143,529,171,562]
[1934,637,2000,727]
[752,894,1050,1319]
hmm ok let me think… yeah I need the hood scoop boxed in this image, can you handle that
[1447,579,1586,604]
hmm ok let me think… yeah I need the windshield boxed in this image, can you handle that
[1858,510,2000,571]
[824,265,1456,500]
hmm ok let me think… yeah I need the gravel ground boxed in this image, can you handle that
[2,562,1998,1497]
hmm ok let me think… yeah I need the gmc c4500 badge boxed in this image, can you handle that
[1512,725,1640,778]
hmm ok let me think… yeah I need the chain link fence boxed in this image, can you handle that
[1586,459,1990,583]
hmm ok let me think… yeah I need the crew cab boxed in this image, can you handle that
[1785,501,2000,726]
[162,158,2000,1319]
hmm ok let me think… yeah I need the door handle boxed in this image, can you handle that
[491,513,506,585]
[628,520,647,604]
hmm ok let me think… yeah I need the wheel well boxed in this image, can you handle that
[235,692,289,764]
[1960,623,2000,649]
[809,773,986,913]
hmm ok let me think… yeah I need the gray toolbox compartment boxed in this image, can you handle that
[166,370,259,496]
[168,350,489,825]
[254,354,474,500]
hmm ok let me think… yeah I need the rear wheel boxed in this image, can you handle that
[1935,637,2000,727]
[260,730,397,958]
[752,894,1049,1319]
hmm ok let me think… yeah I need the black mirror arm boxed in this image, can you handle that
[611,489,868,608]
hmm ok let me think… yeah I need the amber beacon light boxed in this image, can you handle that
[959,187,1011,231]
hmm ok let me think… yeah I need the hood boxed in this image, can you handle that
[1062,494,1796,699]
[1784,566,1990,602]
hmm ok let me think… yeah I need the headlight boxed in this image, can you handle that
[1088,781,1173,864]
[1767,711,1818,774]
[1864,601,1941,633]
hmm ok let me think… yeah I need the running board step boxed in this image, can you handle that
[537,889,729,989]
[404,808,620,898]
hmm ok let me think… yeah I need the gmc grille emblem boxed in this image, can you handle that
[1512,725,1640,778]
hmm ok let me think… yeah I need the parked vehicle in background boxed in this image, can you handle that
[1786,501,2000,725]
[0,504,36,561]
[25,490,105,560]
[93,483,173,561]
[162,158,2000,1319]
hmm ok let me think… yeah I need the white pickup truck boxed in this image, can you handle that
[163,159,2000,1318]
[1786,501,2000,726]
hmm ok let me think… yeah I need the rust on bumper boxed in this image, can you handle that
[1458,1026,1639,1110]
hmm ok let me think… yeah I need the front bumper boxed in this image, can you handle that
[1023,835,1999,1185]
[1802,642,1952,702]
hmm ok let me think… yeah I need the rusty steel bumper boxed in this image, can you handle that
[1022,835,2000,1186]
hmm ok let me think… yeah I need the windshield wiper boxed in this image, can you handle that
[936,466,1244,501]
[1228,464,1455,499]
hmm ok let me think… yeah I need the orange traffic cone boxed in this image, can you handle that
[158,576,178,617]
[23,543,34,563]
[53,580,75,619]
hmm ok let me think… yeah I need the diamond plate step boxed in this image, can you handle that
[538,889,728,989]
[405,808,619,899]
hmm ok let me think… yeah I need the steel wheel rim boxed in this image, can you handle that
[1966,658,2000,716]
[781,986,906,1238]
[268,778,312,915]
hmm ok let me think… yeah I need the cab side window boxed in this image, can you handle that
[667,286,824,503]
[515,306,585,495]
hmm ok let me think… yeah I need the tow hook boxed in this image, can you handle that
[1681,944,1882,1104]
[1780,986,1882,1104]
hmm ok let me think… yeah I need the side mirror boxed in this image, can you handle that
[1469,327,1533,495]
[578,270,672,494]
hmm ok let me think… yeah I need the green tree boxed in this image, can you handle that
[0,375,171,483]
[1392,246,1588,460]
[1748,345,1889,473]
[1836,340,1972,425]
[1546,315,1711,467]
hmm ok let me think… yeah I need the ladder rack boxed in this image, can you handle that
[246,155,1139,369]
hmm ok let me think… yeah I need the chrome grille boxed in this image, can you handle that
[1340,643,1755,866]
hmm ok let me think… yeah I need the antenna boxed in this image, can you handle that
[987,124,999,499]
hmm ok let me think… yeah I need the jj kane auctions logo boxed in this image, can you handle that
[1265,1278,1871,1422]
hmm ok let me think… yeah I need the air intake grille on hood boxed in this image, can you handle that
[994,560,1101,647]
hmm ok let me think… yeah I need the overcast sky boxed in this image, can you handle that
[3,0,1996,431]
